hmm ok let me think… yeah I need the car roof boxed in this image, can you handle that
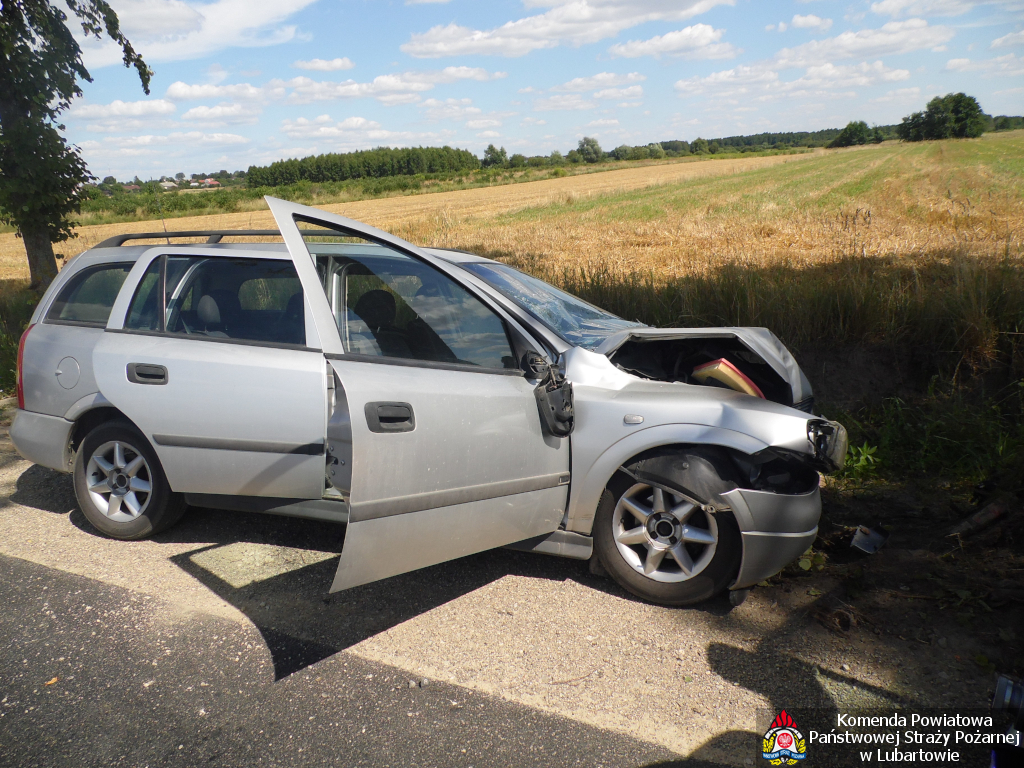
[79,241,501,266]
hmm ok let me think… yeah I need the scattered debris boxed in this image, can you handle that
[851,524,890,554]
[948,500,1012,537]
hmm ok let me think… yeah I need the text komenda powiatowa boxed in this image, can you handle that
[806,713,1021,762]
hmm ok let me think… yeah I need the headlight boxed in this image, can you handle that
[807,419,848,473]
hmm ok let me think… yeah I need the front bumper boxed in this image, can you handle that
[10,409,74,473]
[720,485,821,590]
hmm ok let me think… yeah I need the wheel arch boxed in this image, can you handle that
[69,405,146,457]
[566,423,768,535]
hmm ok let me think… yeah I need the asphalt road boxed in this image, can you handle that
[0,553,706,768]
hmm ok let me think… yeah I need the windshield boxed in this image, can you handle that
[460,262,645,350]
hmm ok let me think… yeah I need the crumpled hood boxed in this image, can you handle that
[592,326,813,407]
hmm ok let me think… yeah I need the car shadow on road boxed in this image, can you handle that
[11,465,739,682]
[163,503,740,680]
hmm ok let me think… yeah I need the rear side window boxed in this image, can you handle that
[125,255,305,346]
[46,263,132,326]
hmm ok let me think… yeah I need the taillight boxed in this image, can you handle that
[16,323,34,410]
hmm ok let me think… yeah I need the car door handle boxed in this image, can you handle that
[126,363,168,385]
[364,402,415,433]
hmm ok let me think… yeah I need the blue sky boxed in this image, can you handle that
[66,0,1024,180]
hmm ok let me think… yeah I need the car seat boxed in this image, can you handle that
[352,290,412,357]
[197,290,242,337]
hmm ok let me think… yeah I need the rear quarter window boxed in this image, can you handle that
[46,263,133,326]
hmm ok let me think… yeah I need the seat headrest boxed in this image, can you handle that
[353,290,397,329]
[197,294,220,325]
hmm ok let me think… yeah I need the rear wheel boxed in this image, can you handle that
[73,421,185,540]
[593,451,742,606]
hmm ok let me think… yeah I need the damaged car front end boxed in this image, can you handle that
[448,257,847,605]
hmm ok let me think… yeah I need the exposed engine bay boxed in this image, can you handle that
[607,336,812,412]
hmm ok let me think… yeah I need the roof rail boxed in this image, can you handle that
[94,230,284,248]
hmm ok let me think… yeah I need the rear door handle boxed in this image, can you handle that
[127,363,168,385]
[364,402,415,433]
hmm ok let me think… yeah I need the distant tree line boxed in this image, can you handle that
[246,146,480,187]
[204,95,1024,191]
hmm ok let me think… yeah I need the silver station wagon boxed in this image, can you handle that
[12,198,846,606]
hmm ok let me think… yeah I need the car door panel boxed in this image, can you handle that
[332,487,569,591]
[330,359,566,511]
[94,331,328,498]
[267,197,571,590]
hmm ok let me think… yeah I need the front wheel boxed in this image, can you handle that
[593,472,742,606]
[73,421,185,540]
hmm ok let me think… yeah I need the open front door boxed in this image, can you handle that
[267,197,571,591]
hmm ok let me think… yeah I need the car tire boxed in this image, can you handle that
[593,448,743,606]
[73,421,185,540]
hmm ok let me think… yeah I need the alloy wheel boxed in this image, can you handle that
[85,440,153,522]
[611,482,718,583]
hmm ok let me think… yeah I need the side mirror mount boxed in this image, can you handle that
[523,351,573,437]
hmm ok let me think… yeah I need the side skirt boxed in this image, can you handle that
[184,493,349,524]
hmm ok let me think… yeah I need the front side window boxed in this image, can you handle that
[125,255,305,345]
[46,263,132,326]
[299,220,516,370]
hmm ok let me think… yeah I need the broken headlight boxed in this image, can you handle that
[807,419,848,473]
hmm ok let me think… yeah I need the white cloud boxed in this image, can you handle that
[477,131,501,138]
[165,81,275,100]
[400,0,735,58]
[872,85,923,102]
[946,53,1024,75]
[72,99,177,118]
[420,97,482,121]
[293,58,355,71]
[791,14,833,32]
[870,0,976,16]
[79,131,249,155]
[992,30,1024,48]
[282,115,382,138]
[83,0,320,66]
[180,102,261,123]
[551,72,646,91]
[608,23,739,59]
[280,67,506,105]
[766,21,789,32]
[773,19,955,68]
[675,60,910,101]
[593,85,643,99]
[588,118,620,126]
[467,118,503,129]
[533,94,598,111]
[521,117,547,125]
[277,114,459,153]
[406,0,452,3]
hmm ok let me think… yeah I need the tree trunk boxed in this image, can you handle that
[21,225,58,292]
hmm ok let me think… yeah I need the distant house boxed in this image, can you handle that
[122,184,141,193]
[202,178,221,187]
[190,182,200,188]
[159,181,177,190]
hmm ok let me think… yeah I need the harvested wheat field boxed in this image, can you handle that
[0,150,820,281]
[2,134,1022,289]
